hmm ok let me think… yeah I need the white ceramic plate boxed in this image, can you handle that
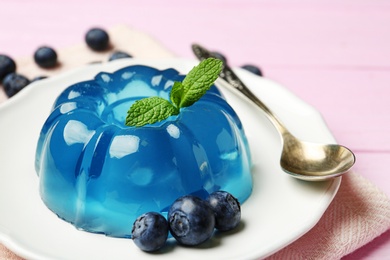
[0,58,340,260]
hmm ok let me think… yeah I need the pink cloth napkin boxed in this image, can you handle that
[1,25,389,260]
[267,171,390,259]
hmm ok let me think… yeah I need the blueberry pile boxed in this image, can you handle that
[132,212,169,252]
[131,191,241,252]
[1,27,133,98]
[207,191,241,231]
[169,195,216,246]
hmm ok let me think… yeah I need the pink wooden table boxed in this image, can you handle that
[1,0,389,258]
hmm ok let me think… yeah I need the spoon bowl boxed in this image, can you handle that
[192,44,356,181]
[280,134,356,181]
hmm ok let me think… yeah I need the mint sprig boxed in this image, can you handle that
[125,97,180,127]
[125,58,223,127]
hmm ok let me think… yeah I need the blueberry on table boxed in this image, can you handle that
[0,54,16,81]
[207,191,241,231]
[31,75,48,83]
[108,51,132,61]
[132,212,169,252]
[34,46,58,68]
[241,64,263,76]
[85,28,110,51]
[2,73,30,97]
[168,195,215,246]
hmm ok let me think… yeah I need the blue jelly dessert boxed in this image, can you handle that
[35,64,252,238]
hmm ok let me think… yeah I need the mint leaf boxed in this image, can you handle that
[170,81,183,108]
[179,58,223,107]
[125,97,179,127]
[125,58,222,127]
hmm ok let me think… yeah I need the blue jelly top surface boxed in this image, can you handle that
[35,65,252,238]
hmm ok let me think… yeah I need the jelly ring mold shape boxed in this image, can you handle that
[35,65,253,238]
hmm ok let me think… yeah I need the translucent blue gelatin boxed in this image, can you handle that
[35,65,252,238]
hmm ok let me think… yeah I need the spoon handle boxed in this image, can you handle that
[191,44,289,136]
[220,65,289,133]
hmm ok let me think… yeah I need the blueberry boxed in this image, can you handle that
[131,212,168,252]
[207,191,241,231]
[241,64,263,76]
[2,73,30,97]
[34,46,58,68]
[0,54,16,81]
[108,51,132,61]
[31,75,48,83]
[168,195,215,246]
[211,51,227,64]
[85,28,110,51]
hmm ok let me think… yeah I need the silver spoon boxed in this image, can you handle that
[192,44,356,181]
